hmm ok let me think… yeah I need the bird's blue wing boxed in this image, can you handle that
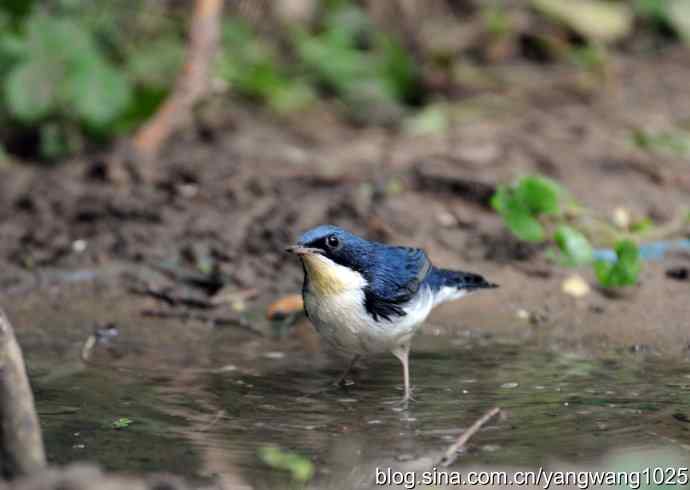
[363,246,431,321]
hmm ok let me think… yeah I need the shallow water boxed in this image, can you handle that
[21,305,690,489]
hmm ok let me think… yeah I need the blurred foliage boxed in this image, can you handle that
[0,0,184,160]
[292,2,420,120]
[258,445,314,483]
[216,19,316,114]
[631,128,690,157]
[216,2,420,122]
[2,0,690,160]
[492,175,643,288]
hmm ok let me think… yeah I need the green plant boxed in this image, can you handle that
[634,0,690,43]
[258,445,314,483]
[4,13,131,130]
[215,3,419,120]
[492,175,642,288]
[631,128,690,157]
[483,5,513,39]
[554,225,593,266]
[491,175,562,242]
[594,240,641,288]
[293,2,419,117]
[569,43,608,72]
[216,19,314,113]
[0,2,185,159]
[112,417,133,429]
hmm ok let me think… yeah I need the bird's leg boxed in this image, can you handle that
[391,343,413,403]
[334,355,360,387]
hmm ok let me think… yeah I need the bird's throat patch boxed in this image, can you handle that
[301,254,365,296]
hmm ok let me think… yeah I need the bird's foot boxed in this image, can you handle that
[399,392,416,405]
[331,355,360,388]
[384,387,416,408]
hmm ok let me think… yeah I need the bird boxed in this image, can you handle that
[286,225,497,402]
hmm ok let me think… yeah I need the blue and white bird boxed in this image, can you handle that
[286,225,497,402]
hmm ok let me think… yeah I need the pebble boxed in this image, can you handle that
[72,239,88,253]
[562,274,590,298]
[612,207,631,228]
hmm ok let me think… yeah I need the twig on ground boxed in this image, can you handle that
[438,406,501,467]
[0,307,46,479]
[140,309,264,336]
[128,285,216,309]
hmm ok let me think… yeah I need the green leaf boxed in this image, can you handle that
[111,86,166,134]
[490,185,512,214]
[594,261,612,281]
[65,59,132,128]
[258,446,314,483]
[554,225,593,265]
[39,123,74,159]
[594,240,641,288]
[125,36,184,89]
[25,14,96,64]
[323,4,371,46]
[0,33,26,61]
[5,60,58,122]
[112,417,133,429]
[2,0,35,20]
[491,176,564,242]
[504,208,545,242]
[630,217,654,234]
[634,0,669,22]
[515,176,562,215]
[296,32,370,93]
[378,34,418,102]
[267,80,315,113]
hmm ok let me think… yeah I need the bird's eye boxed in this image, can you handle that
[325,235,340,249]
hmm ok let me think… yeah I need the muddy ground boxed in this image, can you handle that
[0,47,689,489]
[2,49,689,355]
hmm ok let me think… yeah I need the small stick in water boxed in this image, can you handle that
[439,406,502,467]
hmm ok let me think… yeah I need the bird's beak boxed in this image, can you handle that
[285,245,321,256]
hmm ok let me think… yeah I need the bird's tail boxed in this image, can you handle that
[428,267,497,305]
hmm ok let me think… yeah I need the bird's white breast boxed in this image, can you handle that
[433,286,467,306]
[301,254,434,355]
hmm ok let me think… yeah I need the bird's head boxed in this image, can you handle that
[286,225,372,295]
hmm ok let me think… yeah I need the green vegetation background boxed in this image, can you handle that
[2,0,689,162]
